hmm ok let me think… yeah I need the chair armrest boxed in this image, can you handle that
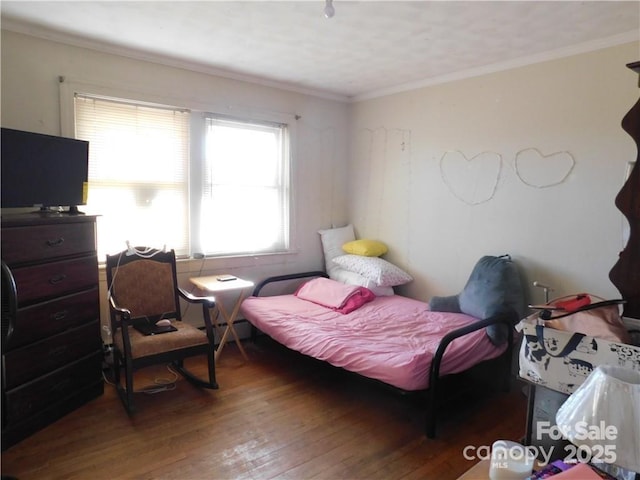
[178,287,215,308]
[429,294,461,313]
[108,294,132,322]
[253,271,328,296]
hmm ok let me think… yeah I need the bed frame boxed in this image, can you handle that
[249,270,516,438]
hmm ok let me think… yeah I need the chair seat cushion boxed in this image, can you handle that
[115,321,209,359]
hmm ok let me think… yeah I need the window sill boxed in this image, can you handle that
[177,249,300,273]
[97,248,300,272]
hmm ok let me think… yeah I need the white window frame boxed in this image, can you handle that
[60,79,298,261]
[196,114,291,256]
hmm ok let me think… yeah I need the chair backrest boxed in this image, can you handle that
[458,254,525,320]
[106,248,181,323]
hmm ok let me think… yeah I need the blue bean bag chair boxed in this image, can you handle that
[429,254,525,345]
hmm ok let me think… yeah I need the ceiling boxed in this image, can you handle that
[1,1,639,101]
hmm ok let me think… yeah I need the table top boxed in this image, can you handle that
[458,459,544,479]
[189,275,254,293]
[457,460,491,479]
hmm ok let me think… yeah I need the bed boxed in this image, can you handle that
[240,254,523,438]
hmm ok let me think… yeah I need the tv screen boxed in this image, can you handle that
[1,128,89,211]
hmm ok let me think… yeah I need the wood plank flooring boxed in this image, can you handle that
[1,339,528,480]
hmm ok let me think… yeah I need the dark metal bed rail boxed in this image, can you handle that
[252,271,328,297]
[250,271,328,341]
[426,308,517,438]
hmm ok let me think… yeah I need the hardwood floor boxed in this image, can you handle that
[1,339,528,480]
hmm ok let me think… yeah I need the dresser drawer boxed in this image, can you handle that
[7,288,100,349]
[1,215,102,450]
[3,321,101,389]
[2,221,96,265]
[4,351,103,425]
[11,255,98,306]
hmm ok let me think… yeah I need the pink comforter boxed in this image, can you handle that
[240,294,505,391]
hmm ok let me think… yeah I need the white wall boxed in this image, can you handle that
[0,30,350,336]
[349,43,639,306]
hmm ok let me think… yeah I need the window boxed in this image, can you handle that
[200,116,290,255]
[73,93,292,260]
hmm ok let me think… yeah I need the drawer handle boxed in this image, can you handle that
[46,237,65,247]
[49,274,67,285]
[51,310,69,321]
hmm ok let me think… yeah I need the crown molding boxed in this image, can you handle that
[1,18,350,103]
[352,30,640,102]
[3,17,637,104]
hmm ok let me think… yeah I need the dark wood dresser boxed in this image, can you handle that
[1,213,103,450]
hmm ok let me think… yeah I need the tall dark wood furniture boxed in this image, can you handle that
[610,61,640,320]
[1,213,103,450]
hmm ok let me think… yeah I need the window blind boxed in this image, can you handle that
[75,95,190,260]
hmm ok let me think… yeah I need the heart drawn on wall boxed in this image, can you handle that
[514,148,575,188]
[439,150,502,205]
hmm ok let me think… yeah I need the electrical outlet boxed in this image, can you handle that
[102,343,113,371]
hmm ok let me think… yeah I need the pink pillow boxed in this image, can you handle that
[295,277,375,314]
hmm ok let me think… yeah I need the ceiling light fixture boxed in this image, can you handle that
[324,0,335,18]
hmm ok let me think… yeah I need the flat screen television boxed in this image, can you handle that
[1,127,89,214]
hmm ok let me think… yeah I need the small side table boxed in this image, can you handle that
[189,274,254,361]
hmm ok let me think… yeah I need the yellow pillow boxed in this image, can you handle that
[342,239,388,257]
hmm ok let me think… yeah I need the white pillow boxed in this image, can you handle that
[332,255,413,287]
[318,224,355,274]
[330,267,395,296]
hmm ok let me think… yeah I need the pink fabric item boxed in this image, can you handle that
[334,287,375,314]
[295,277,375,314]
[240,294,505,391]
